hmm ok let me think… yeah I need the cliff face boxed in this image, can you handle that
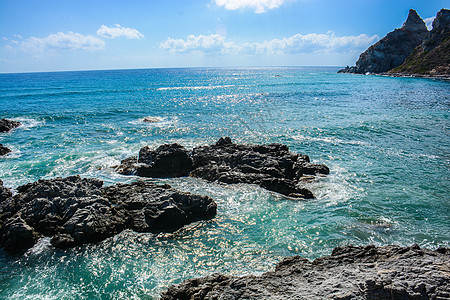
[389,8,450,76]
[339,9,428,74]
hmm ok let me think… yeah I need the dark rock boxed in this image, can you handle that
[116,138,329,199]
[390,9,450,77]
[102,181,217,232]
[161,244,450,300]
[0,176,217,254]
[190,138,327,199]
[0,180,12,202]
[0,119,21,133]
[1,216,39,253]
[339,9,428,74]
[137,143,193,177]
[0,144,11,156]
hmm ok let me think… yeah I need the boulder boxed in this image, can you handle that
[0,119,21,133]
[161,244,450,300]
[0,144,11,156]
[137,143,193,177]
[0,176,217,254]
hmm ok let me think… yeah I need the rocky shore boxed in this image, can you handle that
[0,176,216,253]
[116,137,329,199]
[161,244,450,300]
[0,118,21,156]
[0,119,21,133]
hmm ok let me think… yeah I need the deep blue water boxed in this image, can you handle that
[0,67,449,299]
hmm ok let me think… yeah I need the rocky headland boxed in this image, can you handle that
[0,176,216,254]
[389,9,450,77]
[161,244,450,300]
[116,137,329,199]
[339,8,450,78]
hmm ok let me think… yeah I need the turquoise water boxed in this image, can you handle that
[0,67,449,299]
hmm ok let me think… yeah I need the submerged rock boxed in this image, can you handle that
[0,119,21,133]
[161,244,450,300]
[116,138,329,199]
[339,9,428,74]
[0,144,11,156]
[0,175,216,253]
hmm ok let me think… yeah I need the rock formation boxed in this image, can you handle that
[389,9,450,76]
[161,244,450,300]
[116,137,329,199]
[0,144,11,156]
[0,175,216,253]
[0,119,21,133]
[339,9,428,74]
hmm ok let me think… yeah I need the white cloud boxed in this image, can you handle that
[424,17,435,30]
[15,32,105,53]
[161,32,379,55]
[161,34,233,54]
[214,0,287,13]
[97,24,144,39]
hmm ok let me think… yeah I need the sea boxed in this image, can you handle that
[0,67,449,299]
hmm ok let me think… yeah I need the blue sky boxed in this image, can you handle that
[0,0,447,73]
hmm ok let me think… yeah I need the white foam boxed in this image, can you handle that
[128,116,177,128]
[10,117,44,130]
[157,85,234,91]
[293,134,369,146]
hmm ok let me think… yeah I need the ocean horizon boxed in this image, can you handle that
[1,66,449,298]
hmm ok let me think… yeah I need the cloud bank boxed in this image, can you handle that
[161,32,379,55]
[6,24,143,53]
[214,0,287,13]
[12,32,105,53]
[97,24,144,39]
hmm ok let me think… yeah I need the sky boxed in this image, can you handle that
[0,0,447,73]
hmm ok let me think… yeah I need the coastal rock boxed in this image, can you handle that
[161,244,450,300]
[0,119,21,133]
[116,138,329,199]
[0,144,11,156]
[137,143,193,177]
[0,180,12,202]
[0,176,217,253]
[339,9,428,74]
[389,9,450,76]
[190,138,328,199]
[102,181,217,232]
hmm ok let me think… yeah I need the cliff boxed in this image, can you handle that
[389,8,450,77]
[339,9,428,74]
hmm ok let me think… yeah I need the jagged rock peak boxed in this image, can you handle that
[401,9,427,32]
[432,8,450,32]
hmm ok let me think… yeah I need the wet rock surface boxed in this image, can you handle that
[0,144,11,156]
[161,244,450,300]
[0,175,216,253]
[117,137,329,199]
[0,119,21,133]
